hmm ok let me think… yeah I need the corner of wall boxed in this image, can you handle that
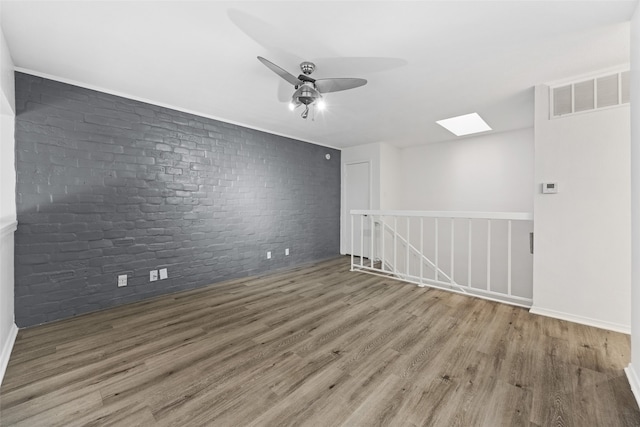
[0,18,17,388]
[0,322,17,386]
[628,0,640,408]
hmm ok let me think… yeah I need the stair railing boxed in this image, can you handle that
[350,210,534,307]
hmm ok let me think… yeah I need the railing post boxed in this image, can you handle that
[507,220,512,296]
[486,219,491,291]
[370,214,375,268]
[360,214,364,267]
[381,216,386,272]
[467,219,472,287]
[406,217,410,276]
[450,218,455,285]
[393,216,398,274]
[350,214,354,270]
[435,218,439,281]
[420,217,424,286]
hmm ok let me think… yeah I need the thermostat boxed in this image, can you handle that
[542,182,558,194]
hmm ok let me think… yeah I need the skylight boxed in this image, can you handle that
[436,113,492,136]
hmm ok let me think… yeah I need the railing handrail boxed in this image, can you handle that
[350,209,533,221]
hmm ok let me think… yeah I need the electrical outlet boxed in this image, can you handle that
[150,270,158,282]
[118,274,127,287]
[285,248,289,256]
[159,268,168,280]
[267,251,272,259]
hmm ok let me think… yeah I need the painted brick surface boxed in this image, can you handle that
[14,72,341,327]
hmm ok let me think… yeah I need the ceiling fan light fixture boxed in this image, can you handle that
[257,56,366,120]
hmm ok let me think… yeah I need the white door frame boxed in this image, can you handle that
[341,160,373,255]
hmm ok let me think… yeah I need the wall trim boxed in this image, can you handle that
[626,365,640,409]
[14,67,340,151]
[0,220,17,238]
[529,306,630,334]
[0,323,18,387]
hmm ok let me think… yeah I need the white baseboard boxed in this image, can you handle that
[529,306,630,334]
[0,323,18,387]
[626,364,640,408]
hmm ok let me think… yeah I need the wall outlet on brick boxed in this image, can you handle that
[118,275,127,287]
[150,270,158,282]
[267,251,271,259]
[159,268,168,280]
[285,248,289,256]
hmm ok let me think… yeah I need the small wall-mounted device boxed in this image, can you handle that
[542,182,558,194]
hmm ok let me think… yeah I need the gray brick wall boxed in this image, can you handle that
[14,72,341,327]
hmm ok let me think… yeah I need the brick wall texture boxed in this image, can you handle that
[14,72,341,327]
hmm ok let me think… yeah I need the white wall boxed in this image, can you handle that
[532,83,631,333]
[0,20,17,386]
[397,128,534,213]
[627,0,640,406]
[379,142,400,210]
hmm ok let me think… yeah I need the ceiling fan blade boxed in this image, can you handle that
[315,78,367,94]
[257,56,301,86]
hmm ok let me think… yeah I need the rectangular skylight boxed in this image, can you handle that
[436,112,492,136]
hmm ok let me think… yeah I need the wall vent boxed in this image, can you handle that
[550,70,630,118]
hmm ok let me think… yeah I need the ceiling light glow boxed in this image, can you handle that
[436,112,492,136]
[288,102,295,111]
[317,99,326,110]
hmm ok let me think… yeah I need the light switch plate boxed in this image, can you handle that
[159,268,168,280]
[150,270,158,282]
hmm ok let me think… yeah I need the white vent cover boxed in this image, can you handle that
[551,70,630,118]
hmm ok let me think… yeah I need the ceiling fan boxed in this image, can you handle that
[257,56,367,119]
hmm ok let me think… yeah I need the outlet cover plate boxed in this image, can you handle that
[118,274,127,287]
[150,270,158,282]
[159,268,168,280]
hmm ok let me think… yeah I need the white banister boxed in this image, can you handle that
[351,209,533,221]
[375,217,464,292]
[350,210,533,308]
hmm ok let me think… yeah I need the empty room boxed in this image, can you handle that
[1,1,640,425]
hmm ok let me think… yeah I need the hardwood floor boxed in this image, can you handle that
[1,256,639,426]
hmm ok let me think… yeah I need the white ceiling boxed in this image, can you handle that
[0,1,636,149]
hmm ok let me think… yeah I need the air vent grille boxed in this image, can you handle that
[550,70,630,118]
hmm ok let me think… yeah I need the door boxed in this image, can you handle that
[344,161,371,258]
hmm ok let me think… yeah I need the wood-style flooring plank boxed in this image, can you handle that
[1,256,639,426]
